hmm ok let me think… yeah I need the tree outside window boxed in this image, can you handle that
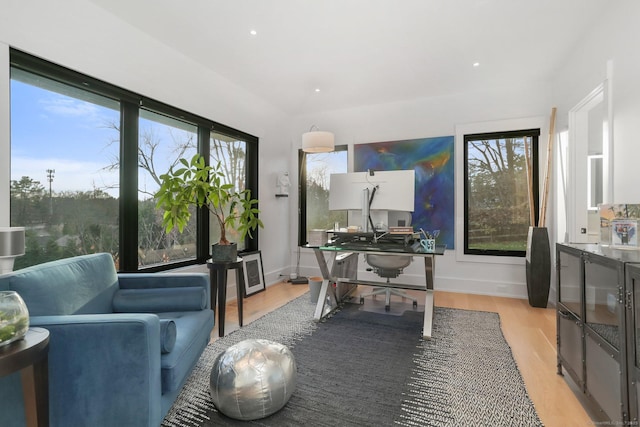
[138,110,198,266]
[464,129,540,256]
[10,71,121,269]
[209,131,249,251]
[298,147,348,246]
[9,50,259,271]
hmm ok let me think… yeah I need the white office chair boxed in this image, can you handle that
[358,212,417,311]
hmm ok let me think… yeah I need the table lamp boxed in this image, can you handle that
[0,227,26,274]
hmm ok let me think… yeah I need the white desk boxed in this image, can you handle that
[311,244,445,339]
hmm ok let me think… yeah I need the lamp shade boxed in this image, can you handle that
[0,227,25,274]
[302,130,335,153]
[0,227,25,258]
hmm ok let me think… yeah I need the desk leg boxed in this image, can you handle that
[313,279,339,322]
[313,247,333,280]
[217,269,228,337]
[20,354,49,427]
[312,249,340,322]
[235,267,244,328]
[422,255,435,340]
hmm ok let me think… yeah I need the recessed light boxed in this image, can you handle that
[249,30,257,36]
[315,88,321,93]
[473,62,480,67]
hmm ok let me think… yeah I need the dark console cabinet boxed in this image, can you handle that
[557,245,584,386]
[626,264,640,423]
[556,243,640,424]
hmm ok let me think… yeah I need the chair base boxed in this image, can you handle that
[359,287,418,312]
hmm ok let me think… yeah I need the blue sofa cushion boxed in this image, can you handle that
[113,287,206,313]
[160,319,176,354]
[1,253,118,315]
[159,310,213,394]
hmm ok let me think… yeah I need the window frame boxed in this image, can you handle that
[9,48,259,272]
[297,145,348,247]
[463,128,541,257]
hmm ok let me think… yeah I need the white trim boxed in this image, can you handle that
[567,79,610,243]
[605,60,614,204]
[0,43,9,226]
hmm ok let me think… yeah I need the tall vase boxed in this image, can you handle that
[525,226,551,308]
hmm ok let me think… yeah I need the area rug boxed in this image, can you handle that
[162,295,542,426]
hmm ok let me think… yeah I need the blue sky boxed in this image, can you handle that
[10,80,195,199]
[11,80,121,196]
[11,77,347,201]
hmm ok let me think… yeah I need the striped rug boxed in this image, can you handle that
[162,294,542,426]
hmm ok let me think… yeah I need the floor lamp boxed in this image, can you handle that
[0,227,26,274]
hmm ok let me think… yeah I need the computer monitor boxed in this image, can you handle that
[329,170,415,231]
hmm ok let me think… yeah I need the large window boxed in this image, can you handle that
[10,69,121,269]
[9,49,259,271]
[298,146,348,246]
[137,110,198,266]
[209,130,255,251]
[464,129,540,256]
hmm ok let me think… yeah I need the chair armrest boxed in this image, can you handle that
[29,314,163,426]
[118,273,211,309]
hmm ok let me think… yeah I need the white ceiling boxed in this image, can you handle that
[89,0,609,116]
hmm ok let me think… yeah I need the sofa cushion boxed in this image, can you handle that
[112,287,206,313]
[1,253,118,315]
[160,319,177,354]
[158,310,214,393]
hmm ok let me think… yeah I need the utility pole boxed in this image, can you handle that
[46,169,55,216]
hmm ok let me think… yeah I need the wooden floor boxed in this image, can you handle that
[213,281,594,427]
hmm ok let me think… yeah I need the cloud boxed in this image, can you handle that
[38,95,110,127]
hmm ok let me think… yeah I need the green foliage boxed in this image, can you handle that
[155,154,263,245]
[307,180,346,230]
[10,176,47,226]
[10,183,121,270]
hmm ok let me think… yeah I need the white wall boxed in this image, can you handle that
[552,0,640,203]
[289,1,640,300]
[0,43,9,225]
[291,83,552,299]
[0,0,293,284]
[2,0,639,301]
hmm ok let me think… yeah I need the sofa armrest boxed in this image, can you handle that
[118,273,211,309]
[30,314,163,427]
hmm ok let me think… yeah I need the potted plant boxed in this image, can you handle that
[155,154,263,262]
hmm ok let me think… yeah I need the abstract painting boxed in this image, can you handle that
[354,136,455,249]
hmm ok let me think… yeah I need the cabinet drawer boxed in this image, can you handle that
[558,310,583,385]
[586,333,624,422]
[558,248,583,318]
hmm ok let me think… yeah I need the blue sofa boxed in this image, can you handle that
[0,253,215,427]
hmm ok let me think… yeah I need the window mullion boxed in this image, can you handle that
[119,101,139,272]
[196,126,210,261]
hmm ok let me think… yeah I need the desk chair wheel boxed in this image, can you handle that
[413,301,418,309]
[385,305,390,312]
[359,297,365,305]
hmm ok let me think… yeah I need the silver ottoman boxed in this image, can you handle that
[210,339,297,420]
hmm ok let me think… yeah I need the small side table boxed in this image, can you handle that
[207,258,245,337]
[0,327,50,427]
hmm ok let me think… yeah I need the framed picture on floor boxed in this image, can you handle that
[241,251,265,297]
